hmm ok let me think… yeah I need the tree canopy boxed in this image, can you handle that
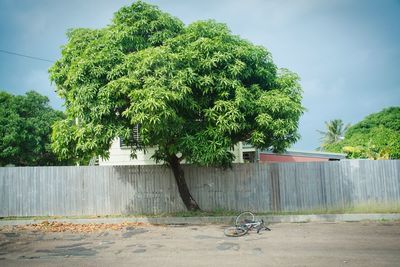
[50,1,303,164]
[325,107,400,159]
[49,1,304,210]
[0,90,69,166]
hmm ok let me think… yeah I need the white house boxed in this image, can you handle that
[98,139,244,165]
[98,139,345,165]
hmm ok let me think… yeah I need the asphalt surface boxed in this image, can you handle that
[1,221,400,267]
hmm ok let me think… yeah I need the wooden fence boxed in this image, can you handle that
[1,160,399,216]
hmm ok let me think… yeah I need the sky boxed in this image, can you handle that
[0,0,399,151]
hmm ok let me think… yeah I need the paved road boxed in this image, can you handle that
[1,221,400,266]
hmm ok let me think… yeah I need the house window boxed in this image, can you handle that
[119,124,140,148]
[243,152,256,163]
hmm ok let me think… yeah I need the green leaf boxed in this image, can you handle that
[49,1,304,166]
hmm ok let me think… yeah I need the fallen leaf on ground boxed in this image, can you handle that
[1,221,152,233]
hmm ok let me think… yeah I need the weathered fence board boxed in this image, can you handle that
[0,160,399,216]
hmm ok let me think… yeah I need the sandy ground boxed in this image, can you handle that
[1,221,400,267]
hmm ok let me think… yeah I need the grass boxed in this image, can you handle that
[1,203,400,221]
[158,209,239,217]
[344,202,400,214]
[0,202,400,220]
[0,210,239,221]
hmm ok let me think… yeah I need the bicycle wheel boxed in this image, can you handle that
[235,211,255,227]
[224,226,248,237]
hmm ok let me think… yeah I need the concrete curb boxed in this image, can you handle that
[1,213,400,226]
[263,213,400,223]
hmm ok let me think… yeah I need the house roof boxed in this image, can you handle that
[260,149,346,160]
[242,142,346,159]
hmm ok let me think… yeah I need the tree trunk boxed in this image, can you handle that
[168,155,201,211]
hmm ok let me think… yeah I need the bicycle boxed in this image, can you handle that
[224,211,271,237]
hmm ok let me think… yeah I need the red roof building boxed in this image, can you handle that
[242,143,346,163]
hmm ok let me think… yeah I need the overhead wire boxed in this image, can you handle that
[0,49,55,63]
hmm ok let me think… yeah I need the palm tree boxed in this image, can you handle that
[317,119,350,151]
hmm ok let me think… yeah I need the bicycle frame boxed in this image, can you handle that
[240,219,271,233]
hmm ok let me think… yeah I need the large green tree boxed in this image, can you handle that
[325,107,400,159]
[0,90,69,166]
[49,1,304,210]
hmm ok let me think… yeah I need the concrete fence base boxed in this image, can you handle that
[1,213,400,226]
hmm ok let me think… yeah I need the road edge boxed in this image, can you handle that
[1,213,400,226]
